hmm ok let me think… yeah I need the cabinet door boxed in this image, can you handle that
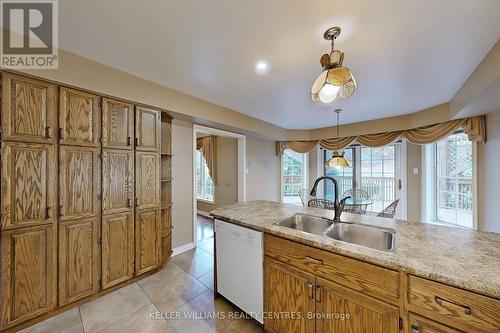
[315,276,399,333]
[264,257,316,333]
[102,212,134,289]
[135,152,160,210]
[0,224,56,329]
[59,87,101,147]
[59,146,100,221]
[135,106,160,152]
[102,98,134,149]
[1,73,57,143]
[58,218,100,305]
[135,208,160,275]
[1,142,56,230]
[102,149,134,215]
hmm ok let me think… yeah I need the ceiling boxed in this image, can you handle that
[58,0,500,129]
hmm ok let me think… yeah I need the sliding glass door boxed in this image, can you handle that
[323,145,401,215]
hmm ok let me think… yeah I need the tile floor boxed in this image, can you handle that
[20,216,264,333]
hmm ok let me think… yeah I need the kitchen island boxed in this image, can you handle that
[211,200,500,333]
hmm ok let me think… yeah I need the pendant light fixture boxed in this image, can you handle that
[325,109,351,169]
[311,27,357,103]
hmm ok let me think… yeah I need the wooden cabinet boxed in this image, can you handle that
[58,218,100,305]
[59,146,100,221]
[315,276,399,333]
[102,212,135,289]
[0,224,56,329]
[409,314,462,333]
[1,73,57,144]
[102,98,134,149]
[408,275,500,332]
[102,149,134,215]
[135,106,160,152]
[135,152,160,209]
[1,142,56,230]
[264,258,316,333]
[135,208,160,275]
[59,87,101,147]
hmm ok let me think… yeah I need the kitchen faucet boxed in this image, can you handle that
[309,176,350,221]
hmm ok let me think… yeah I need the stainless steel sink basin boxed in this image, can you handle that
[324,223,396,252]
[274,213,332,236]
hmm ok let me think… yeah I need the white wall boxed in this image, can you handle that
[172,119,194,248]
[478,108,500,233]
[246,136,280,201]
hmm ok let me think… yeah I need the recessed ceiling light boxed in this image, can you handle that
[255,61,269,74]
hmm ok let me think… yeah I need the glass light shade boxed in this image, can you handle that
[325,150,351,169]
[319,84,340,103]
[311,66,357,103]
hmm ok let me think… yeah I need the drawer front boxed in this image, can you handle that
[264,234,399,303]
[408,275,500,332]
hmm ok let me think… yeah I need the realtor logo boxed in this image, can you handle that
[1,0,58,68]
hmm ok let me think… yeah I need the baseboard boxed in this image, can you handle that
[197,210,212,218]
[172,242,195,257]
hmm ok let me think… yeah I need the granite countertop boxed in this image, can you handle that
[211,200,500,299]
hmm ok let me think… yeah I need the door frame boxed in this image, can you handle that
[192,124,246,247]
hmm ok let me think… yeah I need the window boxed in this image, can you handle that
[196,150,214,202]
[360,146,396,212]
[324,148,354,199]
[281,149,307,205]
[323,145,400,214]
[434,132,473,228]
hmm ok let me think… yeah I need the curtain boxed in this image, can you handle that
[276,116,486,155]
[196,136,217,185]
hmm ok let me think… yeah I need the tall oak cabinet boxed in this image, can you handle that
[0,72,173,331]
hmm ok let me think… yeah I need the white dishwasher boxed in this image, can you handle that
[215,219,263,323]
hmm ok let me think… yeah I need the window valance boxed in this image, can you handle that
[276,116,486,155]
[196,136,217,185]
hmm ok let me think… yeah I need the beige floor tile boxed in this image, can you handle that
[99,304,175,333]
[175,251,214,278]
[172,247,206,267]
[79,283,151,333]
[138,267,208,314]
[223,317,265,333]
[19,308,83,333]
[198,270,214,290]
[199,239,214,254]
[167,290,241,333]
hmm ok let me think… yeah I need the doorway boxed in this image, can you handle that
[192,125,246,248]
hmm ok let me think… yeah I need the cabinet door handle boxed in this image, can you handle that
[127,136,131,146]
[127,198,132,208]
[435,296,472,315]
[135,197,139,206]
[59,204,64,217]
[410,325,420,333]
[45,206,52,218]
[305,256,323,265]
[315,285,321,303]
[307,283,314,299]
[45,126,51,138]
[59,128,64,139]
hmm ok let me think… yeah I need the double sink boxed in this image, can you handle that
[274,213,396,252]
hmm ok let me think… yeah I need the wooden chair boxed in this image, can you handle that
[377,199,400,218]
[343,189,369,214]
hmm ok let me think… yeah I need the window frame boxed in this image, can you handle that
[280,149,308,205]
[195,150,215,204]
[431,132,476,229]
[322,144,403,216]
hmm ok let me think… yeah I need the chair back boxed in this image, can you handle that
[377,199,400,218]
[298,189,311,206]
